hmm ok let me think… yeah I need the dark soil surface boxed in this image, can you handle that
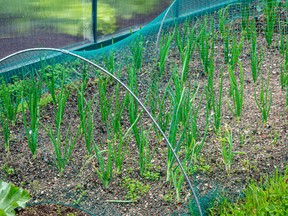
[17,204,89,216]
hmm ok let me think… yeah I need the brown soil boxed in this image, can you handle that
[17,204,89,216]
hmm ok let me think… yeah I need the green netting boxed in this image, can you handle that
[0,0,287,215]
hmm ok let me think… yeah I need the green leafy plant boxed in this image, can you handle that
[122,177,150,201]
[212,167,288,215]
[0,180,30,216]
[0,80,21,126]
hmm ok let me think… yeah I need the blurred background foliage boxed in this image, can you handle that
[0,0,171,38]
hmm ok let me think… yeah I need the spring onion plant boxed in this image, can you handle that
[219,7,231,64]
[114,112,140,173]
[254,72,272,124]
[98,76,111,126]
[43,66,57,105]
[171,165,185,202]
[148,71,160,118]
[43,77,76,175]
[241,1,250,35]
[185,104,209,164]
[104,52,116,74]
[278,30,287,56]
[0,113,10,154]
[130,35,143,71]
[21,78,42,158]
[111,69,126,137]
[281,41,288,110]
[175,20,190,61]
[280,63,287,90]
[176,22,196,82]
[286,87,288,111]
[158,31,174,77]
[77,91,96,155]
[148,72,171,137]
[127,65,141,147]
[212,70,224,134]
[166,82,186,180]
[77,68,89,136]
[166,68,201,180]
[250,19,263,83]
[93,141,114,188]
[229,34,244,70]
[227,64,244,119]
[197,19,215,75]
[264,0,279,47]
[139,130,152,176]
[206,59,215,112]
[220,125,233,174]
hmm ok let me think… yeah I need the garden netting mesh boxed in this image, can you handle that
[0,0,287,215]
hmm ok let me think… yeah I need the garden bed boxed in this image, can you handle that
[0,1,287,215]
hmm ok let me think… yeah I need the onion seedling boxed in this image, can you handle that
[211,69,224,134]
[172,165,185,202]
[219,7,231,64]
[158,31,174,77]
[197,19,215,75]
[0,113,10,155]
[229,34,244,70]
[129,35,143,71]
[264,0,279,47]
[250,19,263,83]
[93,140,114,188]
[43,75,76,175]
[21,77,42,158]
[254,71,272,124]
[227,63,244,119]
[220,125,233,174]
